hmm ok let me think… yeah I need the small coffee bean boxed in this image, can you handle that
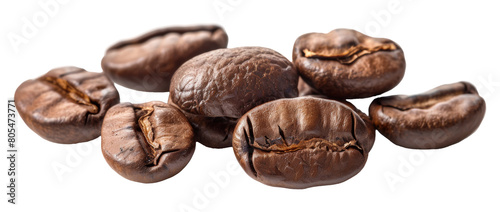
[101,101,195,183]
[293,28,405,99]
[14,66,119,144]
[369,81,486,149]
[101,25,228,92]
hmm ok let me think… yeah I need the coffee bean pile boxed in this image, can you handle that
[15,25,485,189]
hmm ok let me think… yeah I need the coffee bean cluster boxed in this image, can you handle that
[14,25,486,189]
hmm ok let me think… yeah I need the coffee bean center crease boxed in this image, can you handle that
[136,106,162,166]
[302,43,396,64]
[42,77,99,114]
[243,117,362,154]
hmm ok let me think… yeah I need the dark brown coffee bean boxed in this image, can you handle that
[170,46,299,148]
[101,25,228,92]
[14,66,119,144]
[293,28,405,99]
[369,82,486,149]
[232,97,375,189]
[101,101,195,183]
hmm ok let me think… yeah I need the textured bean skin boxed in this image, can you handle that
[14,66,119,144]
[101,101,195,183]
[293,29,405,99]
[102,25,228,92]
[232,97,375,189]
[170,47,299,148]
[369,82,486,149]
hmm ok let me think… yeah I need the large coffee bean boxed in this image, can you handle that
[169,46,299,148]
[232,97,375,189]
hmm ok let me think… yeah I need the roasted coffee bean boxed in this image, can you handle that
[14,66,119,144]
[101,101,195,183]
[369,82,486,149]
[232,97,375,189]
[170,46,299,148]
[101,25,228,92]
[293,28,405,99]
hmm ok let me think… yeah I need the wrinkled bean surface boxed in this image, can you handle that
[170,46,299,148]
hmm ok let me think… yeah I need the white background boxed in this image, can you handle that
[1,0,499,211]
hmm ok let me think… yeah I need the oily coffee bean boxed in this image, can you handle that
[369,81,486,149]
[14,66,120,144]
[101,25,228,92]
[232,97,375,189]
[170,46,299,148]
[293,28,406,99]
[101,101,195,183]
